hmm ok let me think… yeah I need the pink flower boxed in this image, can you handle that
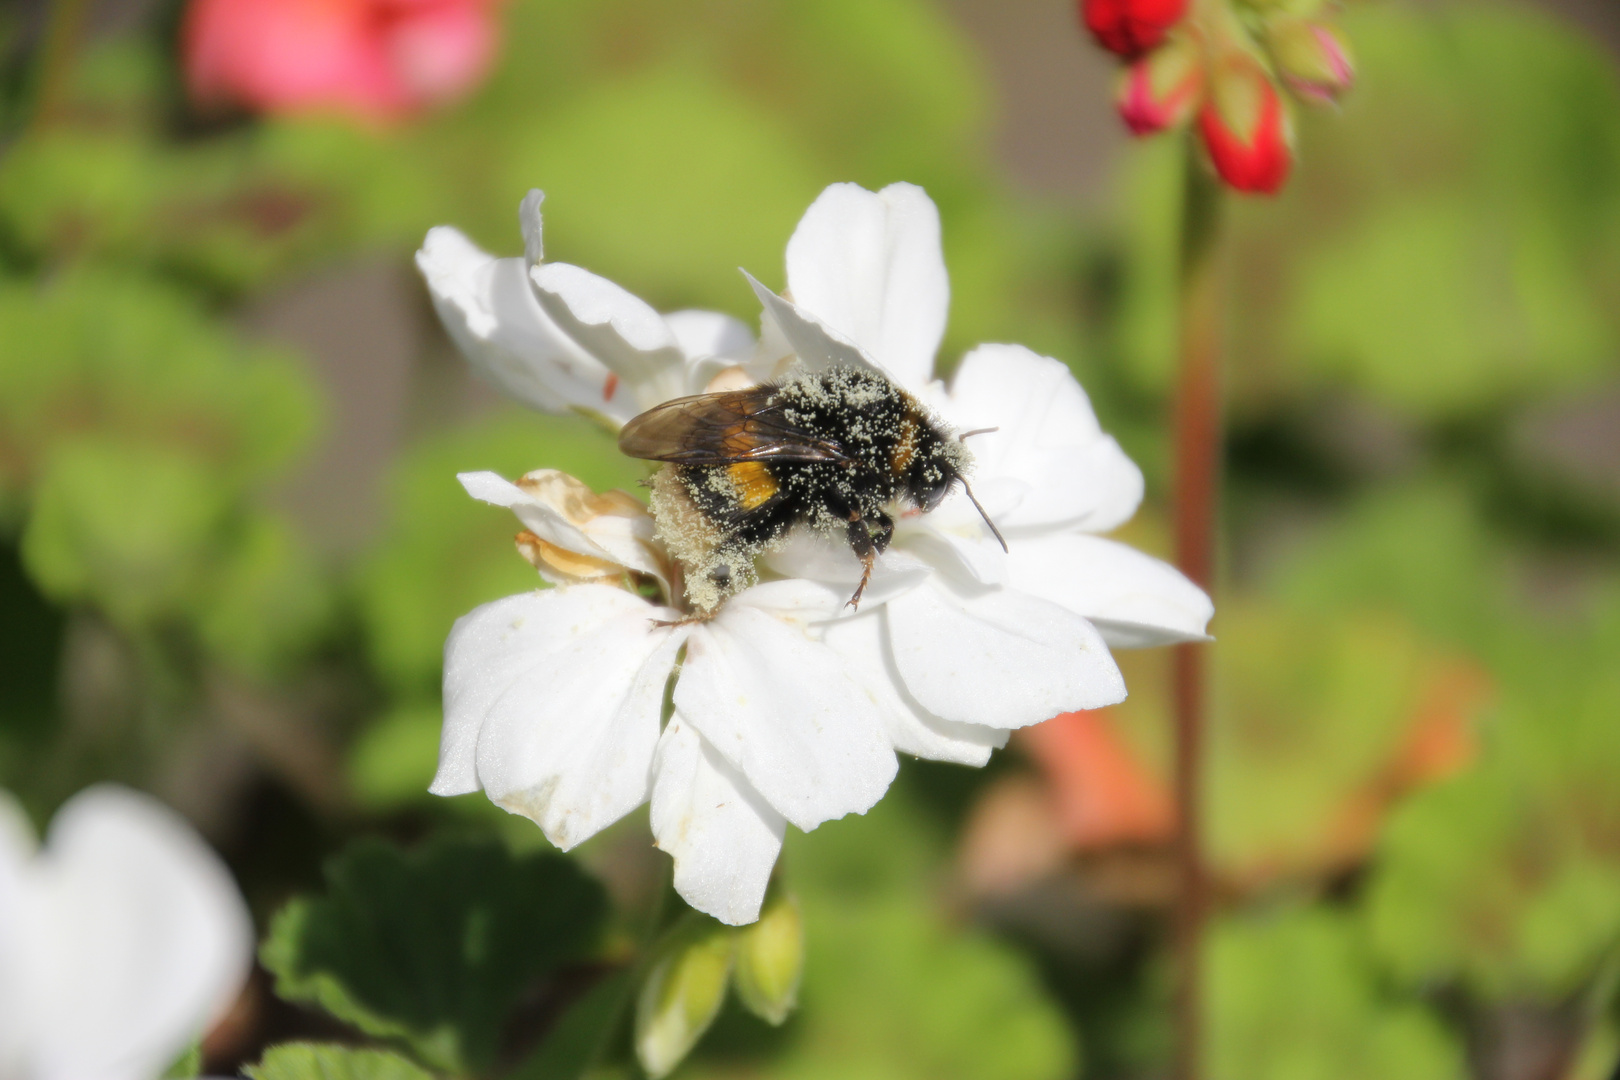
[182,0,500,123]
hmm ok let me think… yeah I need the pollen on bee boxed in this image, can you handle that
[725,461,779,510]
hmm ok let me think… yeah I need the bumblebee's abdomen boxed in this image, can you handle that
[725,461,780,511]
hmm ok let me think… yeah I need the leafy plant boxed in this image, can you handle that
[261,836,608,1074]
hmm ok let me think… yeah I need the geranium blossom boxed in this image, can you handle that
[0,785,252,1080]
[433,471,893,924]
[183,0,502,122]
[416,191,757,426]
[418,182,1211,925]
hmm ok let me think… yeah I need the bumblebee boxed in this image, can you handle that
[618,365,1004,614]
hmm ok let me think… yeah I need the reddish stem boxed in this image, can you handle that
[1171,144,1222,1080]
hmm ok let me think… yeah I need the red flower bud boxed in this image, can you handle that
[1079,0,1188,59]
[1115,34,1203,136]
[1266,17,1354,105]
[1198,56,1294,195]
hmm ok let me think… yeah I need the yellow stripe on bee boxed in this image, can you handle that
[726,461,779,510]
[891,416,920,476]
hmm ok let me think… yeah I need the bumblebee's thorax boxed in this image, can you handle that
[639,365,970,613]
[768,367,964,517]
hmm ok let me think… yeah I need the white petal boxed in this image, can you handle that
[650,716,786,926]
[664,310,756,364]
[529,263,689,410]
[0,793,34,1078]
[27,786,251,1080]
[459,471,604,558]
[784,182,948,391]
[743,272,890,381]
[456,470,663,581]
[948,344,1144,533]
[442,587,682,850]
[674,581,897,831]
[761,530,932,609]
[824,612,1009,767]
[886,580,1125,728]
[415,228,620,416]
[1007,534,1213,648]
[894,514,1007,588]
[519,189,545,269]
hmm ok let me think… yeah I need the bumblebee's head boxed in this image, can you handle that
[912,463,958,513]
[915,426,1007,552]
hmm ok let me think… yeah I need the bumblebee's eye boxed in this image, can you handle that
[917,476,954,513]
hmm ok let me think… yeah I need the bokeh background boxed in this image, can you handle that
[2,0,1620,1076]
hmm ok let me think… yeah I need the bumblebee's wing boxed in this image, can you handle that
[617,387,851,465]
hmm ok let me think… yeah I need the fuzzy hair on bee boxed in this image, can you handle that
[618,365,1004,614]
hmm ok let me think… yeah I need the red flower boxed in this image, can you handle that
[1198,56,1293,195]
[1115,33,1202,136]
[1079,0,1188,59]
[183,0,500,123]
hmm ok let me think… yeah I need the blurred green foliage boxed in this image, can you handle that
[1111,2,1620,419]
[262,836,607,1074]
[681,779,1079,1080]
[1209,908,1467,1080]
[245,1044,435,1080]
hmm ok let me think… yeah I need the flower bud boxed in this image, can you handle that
[1198,55,1294,195]
[635,921,735,1079]
[733,891,803,1025]
[1115,33,1204,136]
[1266,17,1354,105]
[1079,0,1188,58]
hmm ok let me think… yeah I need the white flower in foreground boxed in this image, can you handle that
[419,181,1212,926]
[416,190,757,426]
[749,184,1214,752]
[433,471,896,925]
[0,785,253,1080]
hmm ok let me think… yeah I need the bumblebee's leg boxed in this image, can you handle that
[867,510,895,553]
[843,512,891,610]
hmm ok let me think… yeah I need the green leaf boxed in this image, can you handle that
[261,836,607,1075]
[1209,908,1467,1080]
[21,439,233,625]
[244,1044,435,1080]
[160,1042,202,1079]
[346,702,445,812]
[0,268,320,491]
[196,513,333,677]
[508,968,634,1080]
[1365,589,1620,1001]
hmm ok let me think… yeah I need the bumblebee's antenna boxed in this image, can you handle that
[958,426,999,441]
[959,478,1007,552]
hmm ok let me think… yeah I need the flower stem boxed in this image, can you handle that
[26,0,91,131]
[1171,137,1222,1080]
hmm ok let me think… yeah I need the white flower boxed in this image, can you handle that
[419,181,1212,926]
[0,785,253,1080]
[434,471,896,926]
[754,183,1212,751]
[415,190,757,425]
